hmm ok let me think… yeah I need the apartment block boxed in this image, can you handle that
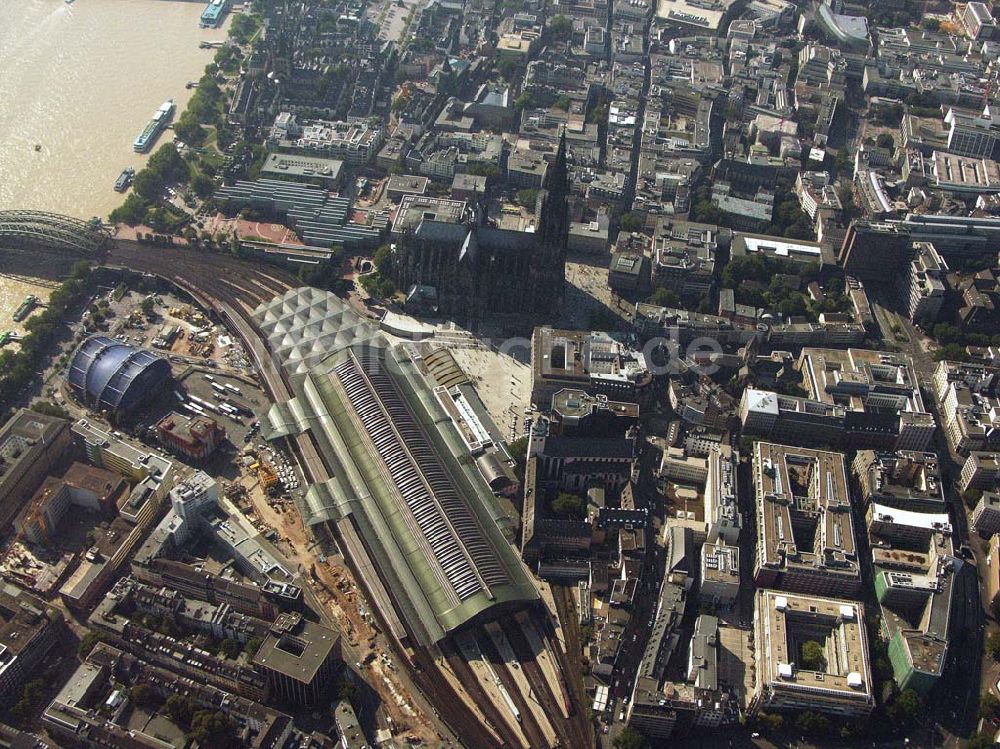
[898,242,948,324]
[973,492,1000,537]
[960,452,1000,492]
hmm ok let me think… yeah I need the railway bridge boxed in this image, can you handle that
[0,210,113,255]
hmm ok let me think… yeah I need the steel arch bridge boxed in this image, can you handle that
[0,210,113,255]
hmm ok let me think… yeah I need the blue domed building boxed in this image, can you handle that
[68,336,171,417]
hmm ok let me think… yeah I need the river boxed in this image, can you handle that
[0,0,229,330]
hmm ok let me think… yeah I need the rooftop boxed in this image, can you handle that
[753,442,859,585]
[255,288,537,644]
[253,614,339,684]
[755,589,873,699]
[392,195,468,234]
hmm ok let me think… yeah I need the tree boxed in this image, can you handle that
[981,692,1000,721]
[497,58,522,84]
[109,193,149,225]
[337,680,356,700]
[799,640,827,671]
[756,712,784,732]
[244,638,262,657]
[166,694,196,726]
[78,632,100,659]
[31,400,69,419]
[620,212,644,232]
[132,169,163,202]
[229,13,261,45]
[648,288,680,308]
[190,172,214,199]
[218,638,240,660]
[507,437,528,465]
[392,92,411,113]
[888,689,922,724]
[373,244,393,273]
[130,683,156,708]
[834,147,852,176]
[987,631,1000,660]
[963,488,984,508]
[795,711,831,736]
[551,492,586,520]
[549,14,573,40]
[876,133,895,151]
[921,17,940,31]
[188,710,236,748]
[8,679,46,726]
[515,91,534,110]
[613,728,648,749]
[173,111,207,146]
[969,733,997,749]
[554,95,572,111]
[516,188,540,208]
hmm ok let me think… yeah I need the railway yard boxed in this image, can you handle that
[104,240,595,749]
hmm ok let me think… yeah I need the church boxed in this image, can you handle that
[390,133,569,321]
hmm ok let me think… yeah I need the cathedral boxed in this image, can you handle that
[390,133,569,321]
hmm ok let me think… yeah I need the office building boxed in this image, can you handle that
[260,152,344,188]
[852,450,946,514]
[705,444,740,544]
[751,590,874,718]
[530,327,653,409]
[0,409,72,532]
[962,2,996,41]
[866,503,951,547]
[156,411,226,462]
[627,614,737,738]
[253,613,340,706]
[700,541,740,608]
[652,220,723,298]
[14,463,128,546]
[933,360,1000,454]
[0,586,62,706]
[334,700,371,749]
[877,551,956,696]
[838,221,912,282]
[944,107,1000,158]
[72,419,173,489]
[269,112,384,165]
[608,252,650,294]
[752,442,860,597]
[741,349,935,452]
[900,213,1000,258]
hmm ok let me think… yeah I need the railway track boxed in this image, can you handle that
[502,617,593,749]
[547,588,595,749]
[474,628,550,749]
[439,639,528,749]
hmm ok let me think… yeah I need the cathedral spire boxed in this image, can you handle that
[537,127,569,249]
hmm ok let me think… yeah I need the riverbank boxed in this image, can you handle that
[0,0,230,219]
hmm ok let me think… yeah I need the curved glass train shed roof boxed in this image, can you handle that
[255,288,537,644]
[68,336,171,415]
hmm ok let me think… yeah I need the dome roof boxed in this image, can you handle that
[68,336,171,415]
